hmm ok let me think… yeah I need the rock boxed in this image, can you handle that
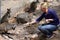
[30,34,39,40]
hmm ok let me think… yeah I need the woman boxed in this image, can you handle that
[26,2,59,38]
[37,2,59,38]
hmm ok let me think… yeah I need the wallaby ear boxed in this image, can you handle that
[7,8,11,11]
[7,8,11,14]
[36,0,39,3]
[43,0,47,2]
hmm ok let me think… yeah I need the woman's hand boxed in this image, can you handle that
[46,19,54,23]
[24,20,37,26]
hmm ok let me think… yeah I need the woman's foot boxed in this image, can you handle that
[47,33,56,39]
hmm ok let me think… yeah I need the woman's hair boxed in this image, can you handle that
[40,2,49,8]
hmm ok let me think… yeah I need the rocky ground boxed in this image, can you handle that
[0,23,60,40]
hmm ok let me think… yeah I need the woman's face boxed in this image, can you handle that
[41,6,46,12]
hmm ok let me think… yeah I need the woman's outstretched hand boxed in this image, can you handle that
[24,20,37,26]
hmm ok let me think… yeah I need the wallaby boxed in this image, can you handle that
[0,8,11,24]
[25,0,39,13]
[0,8,16,39]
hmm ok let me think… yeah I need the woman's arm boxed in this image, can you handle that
[24,13,45,26]
[36,13,45,22]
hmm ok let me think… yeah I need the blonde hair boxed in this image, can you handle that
[40,2,49,8]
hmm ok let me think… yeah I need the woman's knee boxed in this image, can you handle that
[38,26,46,31]
[38,26,41,30]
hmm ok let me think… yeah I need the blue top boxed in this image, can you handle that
[36,8,59,25]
